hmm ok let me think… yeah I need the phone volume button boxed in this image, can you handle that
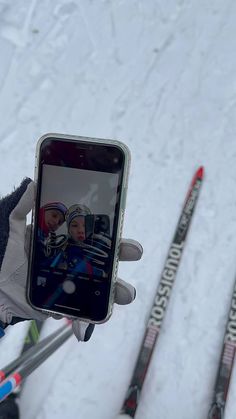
[119,209,125,233]
[114,258,119,277]
[112,258,119,298]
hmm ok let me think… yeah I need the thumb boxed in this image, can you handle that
[10,179,35,220]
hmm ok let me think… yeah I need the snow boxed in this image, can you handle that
[0,0,236,418]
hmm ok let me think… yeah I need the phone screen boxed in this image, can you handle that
[28,137,126,321]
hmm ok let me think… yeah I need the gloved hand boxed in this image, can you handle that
[0,179,143,341]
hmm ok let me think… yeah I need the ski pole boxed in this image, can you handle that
[117,167,204,418]
[0,323,69,383]
[0,325,73,402]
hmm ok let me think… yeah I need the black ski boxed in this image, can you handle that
[117,167,204,418]
[207,277,236,419]
[20,319,44,355]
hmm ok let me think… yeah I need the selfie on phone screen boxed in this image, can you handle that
[28,136,129,322]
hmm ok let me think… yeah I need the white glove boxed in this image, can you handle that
[0,179,143,341]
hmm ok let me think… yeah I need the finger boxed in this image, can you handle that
[72,320,95,342]
[0,180,34,272]
[119,239,143,261]
[51,313,63,320]
[114,278,136,305]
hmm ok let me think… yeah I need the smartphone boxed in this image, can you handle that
[27,133,130,323]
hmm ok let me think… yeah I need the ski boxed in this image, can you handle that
[20,319,44,355]
[14,319,45,394]
[117,166,204,418]
[207,277,236,419]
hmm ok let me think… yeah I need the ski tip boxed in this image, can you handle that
[196,166,204,180]
[116,415,132,419]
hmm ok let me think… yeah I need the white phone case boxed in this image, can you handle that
[27,133,131,323]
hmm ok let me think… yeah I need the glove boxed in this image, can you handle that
[0,179,143,342]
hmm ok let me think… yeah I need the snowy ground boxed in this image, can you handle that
[1,1,236,418]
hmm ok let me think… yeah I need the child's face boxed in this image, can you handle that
[45,209,64,232]
[69,216,86,242]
